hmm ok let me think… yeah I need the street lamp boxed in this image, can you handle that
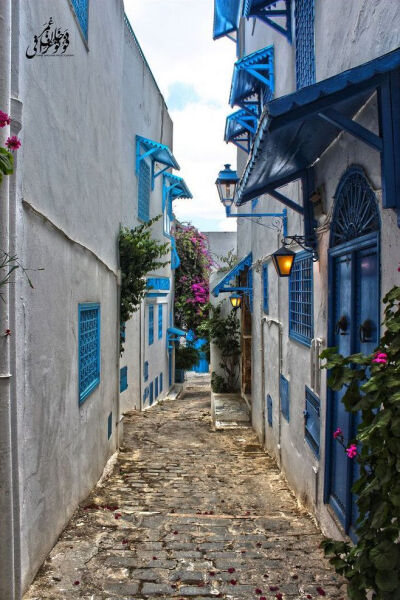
[215,164,239,208]
[229,292,242,310]
[271,246,296,277]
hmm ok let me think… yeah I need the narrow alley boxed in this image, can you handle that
[25,376,346,600]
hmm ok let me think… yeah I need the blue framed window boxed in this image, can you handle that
[144,361,149,382]
[304,386,320,457]
[149,381,154,405]
[262,263,269,314]
[295,0,315,89]
[120,366,128,392]
[143,386,149,405]
[289,251,313,346]
[138,159,151,222]
[155,376,159,398]
[280,374,290,422]
[158,304,163,339]
[108,412,112,440]
[78,303,100,404]
[148,305,154,345]
[160,372,163,392]
[70,0,89,40]
[267,394,273,427]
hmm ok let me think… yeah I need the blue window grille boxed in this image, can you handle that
[158,304,163,339]
[155,376,159,398]
[289,251,313,346]
[149,381,154,405]
[138,159,151,222]
[160,372,163,392]
[120,366,128,393]
[70,0,89,40]
[107,412,112,440]
[78,303,100,404]
[148,305,154,345]
[304,386,320,457]
[280,374,290,421]
[143,386,149,405]
[295,0,316,89]
[267,394,273,427]
[262,263,269,314]
[144,360,149,382]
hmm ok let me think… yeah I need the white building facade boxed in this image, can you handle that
[212,0,400,541]
[0,1,189,596]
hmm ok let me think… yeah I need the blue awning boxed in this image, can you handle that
[163,173,192,200]
[225,109,258,153]
[167,327,187,337]
[213,0,241,40]
[236,47,400,206]
[212,253,253,297]
[242,0,292,42]
[136,135,180,178]
[229,46,274,112]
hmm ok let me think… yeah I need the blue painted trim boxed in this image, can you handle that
[295,0,315,89]
[70,0,89,40]
[289,251,314,347]
[304,386,320,458]
[149,381,154,406]
[244,0,292,42]
[212,253,252,297]
[78,303,100,405]
[136,135,180,176]
[155,376,159,398]
[213,0,241,40]
[146,292,168,298]
[280,374,290,421]
[262,263,269,314]
[148,305,154,346]
[144,360,149,382]
[230,45,275,112]
[120,366,128,393]
[107,412,112,440]
[147,277,170,291]
[267,394,273,427]
[158,304,163,340]
[160,372,163,392]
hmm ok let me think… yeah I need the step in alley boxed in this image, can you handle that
[24,376,347,600]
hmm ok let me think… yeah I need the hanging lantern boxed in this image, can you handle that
[229,292,242,310]
[271,246,295,277]
[215,164,239,208]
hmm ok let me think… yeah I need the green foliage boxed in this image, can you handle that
[215,249,238,273]
[0,147,13,184]
[119,216,169,351]
[202,303,241,393]
[320,285,400,600]
[174,344,200,371]
[0,251,42,300]
[211,371,230,393]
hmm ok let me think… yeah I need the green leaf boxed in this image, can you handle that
[370,540,399,571]
[375,569,399,591]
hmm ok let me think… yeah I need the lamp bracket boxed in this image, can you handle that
[283,235,319,262]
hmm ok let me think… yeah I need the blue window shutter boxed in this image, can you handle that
[143,386,149,405]
[262,263,269,314]
[107,412,112,439]
[144,361,149,382]
[160,372,163,392]
[148,305,154,345]
[70,0,89,40]
[267,394,273,427]
[138,159,151,222]
[158,304,163,339]
[305,386,320,457]
[120,366,128,392]
[149,381,154,405]
[78,303,100,404]
[295,0,316,89]
[155,376,159,398]
[280,374,290,421]
[289,251,313,346]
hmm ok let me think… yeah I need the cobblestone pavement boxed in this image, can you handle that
[25,376,347,600]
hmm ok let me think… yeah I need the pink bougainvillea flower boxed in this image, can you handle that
[346,444,357,458]
[230,579,237,585]
[255,588,263,594]
[228,567,235,574]
[316,587,326,596]
[73,581,80,586]
[333,428,342,439]
[276,594,283,600]
[0,111,11,127]
[306,595,312,599]
[5,136,21,150]
[372,352,388,364]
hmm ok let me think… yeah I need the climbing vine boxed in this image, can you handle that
[119,216,169,350]
[174,222,213,335]
[320,285,400,600]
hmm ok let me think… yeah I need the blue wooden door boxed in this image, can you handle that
[325,167,380,537]
[192,338,209,373]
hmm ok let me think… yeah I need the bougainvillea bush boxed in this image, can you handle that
[174,222,213,335]
[321,285,400,600]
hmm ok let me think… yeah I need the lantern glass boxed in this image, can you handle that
[229,293,242,310]
[215,164,239,206]
[271,246,296,277]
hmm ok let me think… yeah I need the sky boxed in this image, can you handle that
[124,0,238,232]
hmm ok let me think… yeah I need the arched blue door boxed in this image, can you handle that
[325,167,380,538]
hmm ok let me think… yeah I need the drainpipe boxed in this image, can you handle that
[0,1,16,598]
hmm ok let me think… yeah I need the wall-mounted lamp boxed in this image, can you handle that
[229,292,242,310]
[271,246,296,277]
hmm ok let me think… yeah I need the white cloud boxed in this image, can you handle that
[124,0,238,232]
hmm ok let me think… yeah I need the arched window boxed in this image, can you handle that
[330,166,380,247]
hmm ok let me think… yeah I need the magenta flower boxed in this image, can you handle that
[372,352,387,365]
[333,428,342,439]
[5,136,21,150]
[0,111,11,127]
[346,444,357,459]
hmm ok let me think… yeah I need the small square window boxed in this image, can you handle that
[78,303,100,404]
[289,251,313,346]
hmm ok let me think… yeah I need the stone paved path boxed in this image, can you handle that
[25,376,346,600]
